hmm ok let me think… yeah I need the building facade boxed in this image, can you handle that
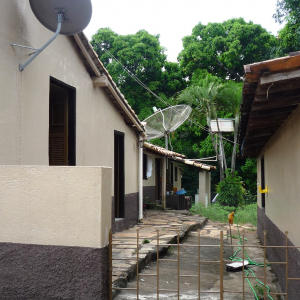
[239,53,300,299]
[0,1,145,298]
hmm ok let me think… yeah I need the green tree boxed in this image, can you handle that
[219,81,243,175]
[216,170,245,207]
[91,28,186,118]
[273,0,300,24]
[178,18,277,80]
[177,75,227,180]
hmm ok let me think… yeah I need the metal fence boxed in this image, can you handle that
[109,229,300,300]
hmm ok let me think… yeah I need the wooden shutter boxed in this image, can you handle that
[49,84,68,166]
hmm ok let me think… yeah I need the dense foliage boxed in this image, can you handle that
[91,28,186,119]
[216,170,245,207]
[273,0,300,24]
[178,18,277,80]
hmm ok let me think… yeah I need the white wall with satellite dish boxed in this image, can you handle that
[11,0,92,71]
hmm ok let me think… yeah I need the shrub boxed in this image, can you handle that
[216,170,245,207]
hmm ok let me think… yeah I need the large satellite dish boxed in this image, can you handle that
[11,0,92,71]
[143,104,192,171]
[143,105,192,142]
[29,0,92,35]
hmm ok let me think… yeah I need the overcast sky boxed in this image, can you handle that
[84,0,283,62]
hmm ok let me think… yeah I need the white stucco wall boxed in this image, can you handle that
[0,166,112,248]
[0,1,139,195]
[170,161,182,191]
[199,171,210,207]
[257,104,300,247]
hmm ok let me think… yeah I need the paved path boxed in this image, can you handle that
[113,220,281,300]
[111,210,207,298]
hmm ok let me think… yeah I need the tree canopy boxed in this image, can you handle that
[273,0,300,24]
[90,28,186,119]
[271,0,300,57]
[178,18,277,80]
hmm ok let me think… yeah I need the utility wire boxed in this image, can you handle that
[97,44,238,145]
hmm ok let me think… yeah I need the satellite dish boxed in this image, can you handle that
[143,105,192,142]
[29,0,92,35]
[143,104,191,175]
[11,0,92,71]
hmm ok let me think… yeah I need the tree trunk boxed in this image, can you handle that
[208,117,224,181]
[231,114,240,176]
[219,131,228,172]
[216,118,226,180]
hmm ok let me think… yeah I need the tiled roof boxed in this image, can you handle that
[143,142,186,158]
[143,142,216,171]
[238,52,300,157]
[72,32,144,133]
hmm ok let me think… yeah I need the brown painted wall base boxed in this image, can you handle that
[143,186,156,203]
[112,192,138,233]
[0,242,109,300]
[257,205,300,299]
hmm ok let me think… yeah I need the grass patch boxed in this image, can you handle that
[142,239,150,244]
[235,204,257,226]
[190,203,257,226]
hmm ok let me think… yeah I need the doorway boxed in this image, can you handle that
[155,158,162,201]
[114,131,125,218]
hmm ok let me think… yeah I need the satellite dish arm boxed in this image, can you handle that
[18,13,63,72]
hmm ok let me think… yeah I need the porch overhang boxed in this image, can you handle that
[238,52,300,158]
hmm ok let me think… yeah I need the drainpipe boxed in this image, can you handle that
[139,135,144,222]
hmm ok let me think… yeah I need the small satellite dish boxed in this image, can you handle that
[143,105,192,142]
[29,0,92,35]
[11,0,92,71]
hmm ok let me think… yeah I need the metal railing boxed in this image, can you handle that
[109,229,300,300]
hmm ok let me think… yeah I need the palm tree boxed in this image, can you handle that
[178,75,226,180]
[219,81,243,175]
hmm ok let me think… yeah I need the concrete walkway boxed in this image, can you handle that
[114,220,281,300]
[111,210,207,298]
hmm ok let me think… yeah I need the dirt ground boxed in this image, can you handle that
[114,220,282,300]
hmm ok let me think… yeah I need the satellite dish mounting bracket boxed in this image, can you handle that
[11,10,66,72]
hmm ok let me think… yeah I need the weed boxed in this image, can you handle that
[167,246,173,253]
[254,284,264,298]
[142,239,150,244]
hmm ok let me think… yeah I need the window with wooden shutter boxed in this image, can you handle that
[49,78,76,166]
